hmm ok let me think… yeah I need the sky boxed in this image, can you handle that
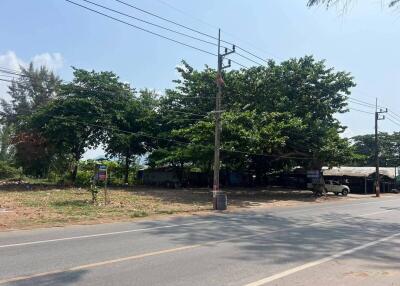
[0,0,399,159]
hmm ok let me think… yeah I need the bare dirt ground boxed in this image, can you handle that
[0,182,374,231]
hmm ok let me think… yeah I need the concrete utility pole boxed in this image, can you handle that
[375,98,387,197]
[213,29,235,210]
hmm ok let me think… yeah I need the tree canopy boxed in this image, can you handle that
[0,56,364,185]
[150,56,355,182]
[0,64,61,176]
[351,133,400,167]
[30,68,135,182]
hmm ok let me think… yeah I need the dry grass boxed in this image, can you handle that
[0,185,349,231]
[0,187,214,230]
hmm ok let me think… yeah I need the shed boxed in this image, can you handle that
[322,166,397,194]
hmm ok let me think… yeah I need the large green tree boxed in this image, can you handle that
[31,68,132,182]
[105,89,159,184]
[150,56,355,182]
[351,132,400,167]
[0,124,13,162]
[0,64,61,176]
[0,63,61,124]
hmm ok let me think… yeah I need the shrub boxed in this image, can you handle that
[0,161,20,179]
[74,170,93,187]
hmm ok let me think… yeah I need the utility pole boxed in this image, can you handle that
[213,29,235,210]
[375,98,387,197]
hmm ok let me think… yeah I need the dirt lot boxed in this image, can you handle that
[0,183,357,231]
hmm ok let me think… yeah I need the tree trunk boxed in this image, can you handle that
[124,149,131,185]
[71,150,81,184]
[177,161,184,187]
[71,164,78,184]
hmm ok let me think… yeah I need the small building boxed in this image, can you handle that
[137,167,254,188]
[322,166,398,194]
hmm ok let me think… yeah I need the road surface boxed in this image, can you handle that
[0,196,399,286]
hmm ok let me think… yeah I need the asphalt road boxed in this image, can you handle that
[1,196,400,286]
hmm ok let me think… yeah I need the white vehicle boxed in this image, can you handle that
[325,180,350,196]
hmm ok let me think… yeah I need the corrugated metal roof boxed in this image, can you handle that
[322,166,396,179]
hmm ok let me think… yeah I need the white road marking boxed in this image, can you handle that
[0,208,395,284]
[0,221,211,249]
[0,197,398,249]
[243,232,400,286]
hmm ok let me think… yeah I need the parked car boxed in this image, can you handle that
[325,180,350,196]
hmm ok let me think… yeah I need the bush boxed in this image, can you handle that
[74,170,93,187]
[0,161,20,179]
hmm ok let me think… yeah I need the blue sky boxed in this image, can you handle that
[1,0,399,158]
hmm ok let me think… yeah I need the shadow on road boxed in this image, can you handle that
[4,201,400,285]
[138,205,400,268]
[6,270,88,286]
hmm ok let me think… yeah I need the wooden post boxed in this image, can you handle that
[104,168,108,205]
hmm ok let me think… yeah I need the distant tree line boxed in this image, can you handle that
[1,56,372,185]
[350,133,400,167]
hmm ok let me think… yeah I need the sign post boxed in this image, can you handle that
[96,164,108,205]
[307,170,325,196]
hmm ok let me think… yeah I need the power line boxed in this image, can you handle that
[155,0,219,32]
[65,0,216,57]
[4,63,396,121]
[386,114,400,125]
[112,0,222,44]
[168,96,216,100]
[0,69,27,78]
[348,98,375,109]
[3,64,398,121]
[348,95,400,121]
[0,67,20,72]
[347,96,388,110]
[113,0,275,65]
[0,68,218,119]
[226,58,248,69]
[47,114,314,160]
[79,0,220,48]
[0,74,16,78]
[153,0,281,61]
[235,51,264,66]
[389,110,400,121]
[347,96,376,107]
[387,117,400,128]
[1,65,381,117]
[0,78,13,83]
[162,110,209,117]
[348,107,375,115]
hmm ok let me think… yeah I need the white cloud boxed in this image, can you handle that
[31,53,64,71]
[0,51,64,102]
[0,51,25,101]
[0,51,26,72]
